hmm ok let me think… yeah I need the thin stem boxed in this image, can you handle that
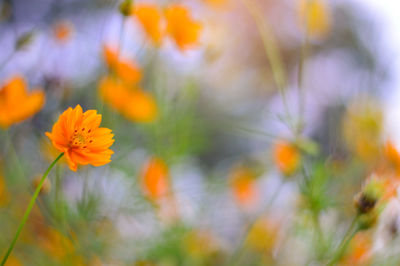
[327,216,359,266]
[0,153,64,266]
[296,0,311,135]
[238,0,293,130]
[227,180,285,266]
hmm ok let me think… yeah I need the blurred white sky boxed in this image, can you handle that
[355,0,400,144]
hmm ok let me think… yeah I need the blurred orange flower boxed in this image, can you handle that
[4,256,22,266]
[0,75,45,128]
[53,20,73,43]
[135,4,163,45]
[141,157,169,200]
[0,173,9,206]
[339,233,371,265]
[165,5,202,51]
[273,141,301,175]
[103,45,142,85]
[45,105,114,171]
[99,76,158,123]
[230,165,258,207]
[298,0,331,39]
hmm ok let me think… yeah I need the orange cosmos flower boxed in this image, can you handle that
[45,105,114,171]
[165,5,202,51]
[135,4,163,45]
[230,165,258,207]
[102,45,142,85]
[273,141,301,175]
[141,157,169,200]
[339,233,372,266]
[99,75,158,123]
[53,20,73,43]
[0,75,45,128]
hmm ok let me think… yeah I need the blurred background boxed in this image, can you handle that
[1,0,400,265]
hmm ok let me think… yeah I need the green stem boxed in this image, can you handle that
[0,153,64,266]
[327,217,359,266]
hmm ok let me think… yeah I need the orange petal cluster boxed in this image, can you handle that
[134,4,163,45]
[103,45,142,85]
[99,76,157,123]
[134,4,202,51]
[141,157,169,200]
[45,105,114,171]
[273,141,301,175]
[0,75,45,128]
[230,166,258,207]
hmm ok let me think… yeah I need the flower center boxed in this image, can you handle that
[70,127,93,149]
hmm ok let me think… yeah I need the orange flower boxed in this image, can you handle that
[53,20,73,43]
[99,75,158,123]
[230,166,258,207]
[45,105,114,171]
[141,157,169,199]
[0,75,45,128]
[4,256,22,266]
[134,4,163,44]
[165,5,202,51]
[340,233,371,265]
[102,45,142,85]
[273,141,301,175]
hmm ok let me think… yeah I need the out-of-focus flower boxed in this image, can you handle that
[45,105,114,171]
[165,5,202,51]
[134,4,163,45]
[273,141,301,176]
[0,75,45,128]
[99,76,158,123]
[53,20,73,43]
[230,165,258,208]
[4,256,22,266]
[383,140,400,175]
[38,228,75,260]
[184,230,220,258]
[0,172,9,206]
[103,45,142,85]
[354,174,386,230]
[342,99,383,162]
[141,157,169,200]
[32,174,51,195]
[245,217,280,253]
[298,0,331,39]
[354,174,384,215]
[339,233,372,266]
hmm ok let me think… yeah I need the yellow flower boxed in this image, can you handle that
[245,217,279,253]
[45,105,115,171]
[298,0,331,39]
[342,98,383,162]
[99,75,158,123]
[0,75,45,128]
[134,4,163,45]
[165,5,203,51]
